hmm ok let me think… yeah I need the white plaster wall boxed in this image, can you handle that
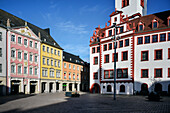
[134,31,170,92]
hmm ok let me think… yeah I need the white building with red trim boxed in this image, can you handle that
[89,0,170,95]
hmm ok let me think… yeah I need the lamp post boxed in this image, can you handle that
[111,23,120,100]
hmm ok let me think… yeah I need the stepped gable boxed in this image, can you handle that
[63,51,84,65]
[0,9,63,50]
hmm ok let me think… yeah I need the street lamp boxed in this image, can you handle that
[111,23,120,100]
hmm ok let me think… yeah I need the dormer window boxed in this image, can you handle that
[141,0,144,8]
[152,19,158,28]
[138,22,144,31]
[70,58,72,61]
[139,25,143,31]
[122,0,129,8]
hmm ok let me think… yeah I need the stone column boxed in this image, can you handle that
[45,81,48,93]
[66,83,69,91]
[59,82,62,92]
[77,83,80,91]
[20,79,23,93]
[27,79,30,94]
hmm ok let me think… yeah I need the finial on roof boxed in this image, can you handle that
[7,18,10,27]
[25,21,27,26]
[38,32,41,38]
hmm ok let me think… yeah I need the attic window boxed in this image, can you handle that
[152,19,158,28]
[70,58,72,61]
[168,16,170,26]
[63,56,65,59]
[44,38,46,42]
[54,43,56,45]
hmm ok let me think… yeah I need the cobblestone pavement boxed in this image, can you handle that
[0,92,170,113]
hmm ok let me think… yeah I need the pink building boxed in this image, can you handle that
[7,21,41,94]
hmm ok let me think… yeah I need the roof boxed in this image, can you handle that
[63,51,84,65]
[0,9,63,50]
[129,10,170,32]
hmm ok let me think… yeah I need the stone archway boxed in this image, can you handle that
[90,83,100,93]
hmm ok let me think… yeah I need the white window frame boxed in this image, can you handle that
[35,42,37,49]
[47,47,49,53]
[29,67,33,75]
[18,65,22,74]
[24,67,27,74]
[24,53,27,60]
[11,64,15,73]
[64,63,66,68]
[24,39,27,46]
[18,51,22,59]
[11,35,15,42]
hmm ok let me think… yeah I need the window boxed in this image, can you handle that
[120,85,125,92]
[24,39,27,46]
[73,65,75,70]
[24,53,27,60]
[155,49,162,60]
[47,59,49,65]
[155,68,162,78]
[104,54,109,63]
[94,57,98,65]
[56,70,60,78]
[29,41,33,47]
[35,68,37,75]
[97,47,100,53]
[77,74,79,80]
[125,39,129,46]
[168,48,170,59]
[43,58,45,65]
[43,45,45,51]
[18,37,22,44]
[77,66,79,71]
[0,48,2,57]
[160,34,166,42]
[69,64,71,69]
[141,0,144,8]
[141,51,149,61]
[29,67,33,75]
[108,43,112,50]
[145,36,150,44]
[11,65,15,73]
[153,22,158,28]
[69,73,71,79]
[122,51,128,61]
[64,72,66,79]
[104,70,114,79]
[55,60,57,67]
[11,35,15,42]
[117,69,128,78]
[50,70,54,77]
[138,37,143,44]
[64,63,66,68]
[152,35,158,43]
[51,60,53,66]
[168,68,170,77]
[51,48,53,54]
[92,47,95,53]
[47,47,49,53]
[120,26,124,33]
[24,67,27,74]
[103,44,107,51]
[29,54,33,61]
[168,33,170,41]
[141,69,148,78]
[11,50,15,58]
[0,32,2,41]
[109,30,112,36]
[139,25,143,31]
[114,17,117,22]
[0,64,2,73]
[119,40,123,48]
[73,73,75,79]
[112,53,118,62]
[35,42,37,48]
[93,72,98,79]
[122,0,129,8]
[35,56,37,62]
[54,50,57,55]
[58,60,60,67]
[58,51,60,56]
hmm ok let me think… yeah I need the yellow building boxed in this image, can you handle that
[40,29,63,93]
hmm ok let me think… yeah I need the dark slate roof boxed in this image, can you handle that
[0,9,63,50]
[63,51,84,65]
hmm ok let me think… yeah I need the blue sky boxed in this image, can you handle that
[0,0,170,62]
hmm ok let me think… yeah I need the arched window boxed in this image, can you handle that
[120,85,125,92]
[107,85,112,92]
[154,83,162,93]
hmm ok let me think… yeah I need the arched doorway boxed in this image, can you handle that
[107,85,112,92]
[90,83,100,93]
[141,83,148,95]
[120,85,125,92]
[154,83,162,93]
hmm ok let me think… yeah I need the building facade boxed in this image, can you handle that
[40,36,63,93]
[0,25,7,95]
[62,51,83,92]
[90,0,170,95]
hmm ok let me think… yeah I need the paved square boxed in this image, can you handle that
[0,92,170,113]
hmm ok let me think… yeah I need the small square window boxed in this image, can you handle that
[153,22,157,28]
[155,69,162,78]
[103,44,107,51]
[138,37,143,44]
[160,34,166,42]
[109,30,112,36]
[155,49,162,60]
[108,43,112,50]
[141,69,148,78]
[122,51,128,61]
[104,54,109,63]
[152,35,158,43]
[141,51,148,61]
[119,40,123,48]
[125,39,129,46]
[145,36,150,44]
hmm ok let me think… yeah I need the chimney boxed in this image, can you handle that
[7,18,10,27]
[44,28,50,35]
[38,32,41,38]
